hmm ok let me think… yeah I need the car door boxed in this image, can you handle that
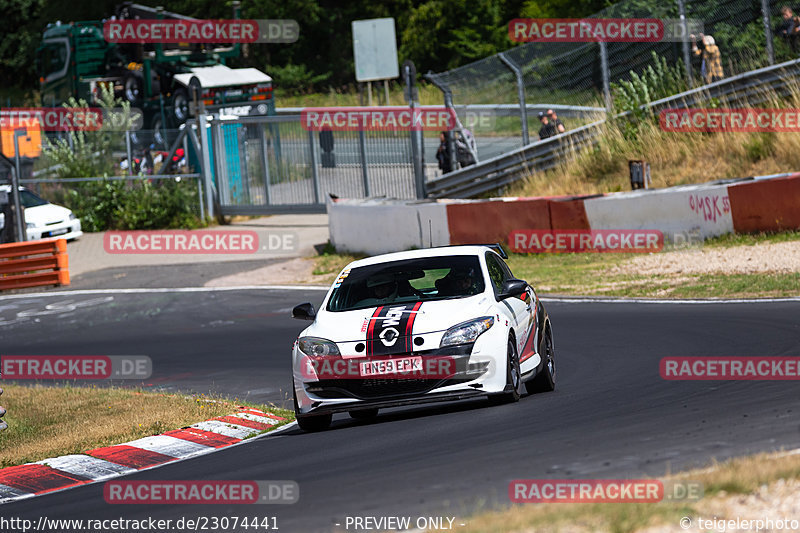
[485,252,530,355]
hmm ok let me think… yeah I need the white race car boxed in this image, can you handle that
[291,244,556,431]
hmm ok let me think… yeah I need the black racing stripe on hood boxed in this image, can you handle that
[366,302,423,356]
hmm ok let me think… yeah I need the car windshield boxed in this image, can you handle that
[326,255,485,312]
[20,190,49,208]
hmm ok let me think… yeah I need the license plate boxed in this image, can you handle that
[50,228,68,236]
[359,357,422,377]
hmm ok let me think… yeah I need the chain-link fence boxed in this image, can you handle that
[427,0,800,151]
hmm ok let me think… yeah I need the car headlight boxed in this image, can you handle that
[26,222,37,229]
[297,337,340,356]
[69,213,77,220]
[440,316,494,347]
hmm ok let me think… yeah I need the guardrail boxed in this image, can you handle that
[426,58,800,199]
[0,238,70,291]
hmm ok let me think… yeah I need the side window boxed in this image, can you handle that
[38,42,67,79]
[485,253,506,294]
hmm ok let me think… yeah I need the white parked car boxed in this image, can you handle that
[0,186,82,242]
[291,244,556,431]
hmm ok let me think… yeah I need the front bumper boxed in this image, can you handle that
[27,220,82,241]
[293,344,504,416]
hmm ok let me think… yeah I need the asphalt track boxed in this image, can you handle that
[2,288,800,532]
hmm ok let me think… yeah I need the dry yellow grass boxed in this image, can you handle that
[0,384,291,468]
[458,450,800,533]
[510,84,800,198]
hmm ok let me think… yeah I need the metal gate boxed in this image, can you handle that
[188,114,424,215]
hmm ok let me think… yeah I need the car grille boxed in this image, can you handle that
[312,378,444,400]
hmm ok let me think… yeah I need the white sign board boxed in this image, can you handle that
[352,18,399,82]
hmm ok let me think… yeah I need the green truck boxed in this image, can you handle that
[36,2,275,148]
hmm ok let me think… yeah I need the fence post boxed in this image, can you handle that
[197,115,215,218]
[125,130,134,176]
[308,130,321,204]
[676,0,694,85]
[260,125,272,206]
[761,0,775,66]
[599,41,612,112]
[358,129,371,197]
[498,52,529,146]
[425,74,458,172]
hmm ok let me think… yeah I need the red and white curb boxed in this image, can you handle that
[0,407,290,505]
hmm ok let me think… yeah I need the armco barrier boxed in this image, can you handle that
[328,173,800,255]
[0,238,70,291]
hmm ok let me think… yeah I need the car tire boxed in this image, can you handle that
[173,87,191,122]
[151,115,167,150]
[293,387,332,432]
[123,73,143,103]
[349,408,379,420]
[526,323,556,394]
[489,338,523,405]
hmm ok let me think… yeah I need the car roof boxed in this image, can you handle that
[345,245,501,269]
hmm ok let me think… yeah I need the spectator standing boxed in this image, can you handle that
[692,34,724,84]
[776,6,800,53]
[436,131,452,174]
[455,129,477,168]
[538,112,556,140]
[547,109,566,134]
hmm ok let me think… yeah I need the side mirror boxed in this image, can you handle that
[497,279,528,301]
[292,302,316,320]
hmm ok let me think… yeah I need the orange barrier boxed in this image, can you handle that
[446,199,550,245]
[728,175,800,233]
[548,196,595,230]
[0,238,70,291]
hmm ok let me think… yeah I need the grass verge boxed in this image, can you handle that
[0,384,293,468]
[311,232,800,299]
[459,448,800,533]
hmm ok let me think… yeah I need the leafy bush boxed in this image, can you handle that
[39,85,204,231]
[60,179,203,232]
[611,51,687,140]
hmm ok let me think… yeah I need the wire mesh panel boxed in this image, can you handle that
[427,0,789,149]
[210,115,420,214]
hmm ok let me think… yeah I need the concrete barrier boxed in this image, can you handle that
[328,198,449,255]
[446,198,550,245]
[728,174,800,233]
[583,183,733,241]
[327,174,800,255]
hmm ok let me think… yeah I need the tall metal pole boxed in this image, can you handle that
[425,74,458,173]
[676,0,694,86]
[761,0,775,66]
[197,114,215,218]
[499,52,529,146]
[406,64,425,198]
[599,41,612,112]
[12,130,27,242]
